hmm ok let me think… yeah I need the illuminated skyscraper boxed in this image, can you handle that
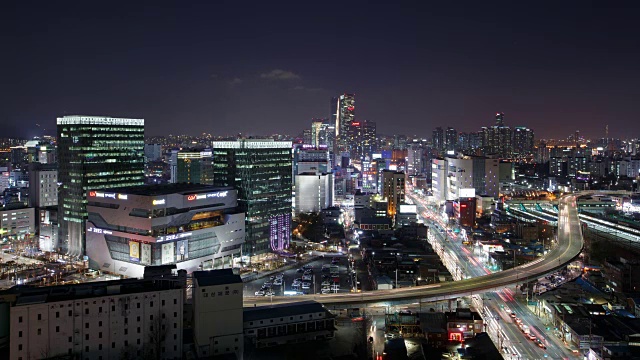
[513,127,535,158]
[432,127,444,152]
[212,139,292,258]
[334,93,356,154]
[57,115,145,256]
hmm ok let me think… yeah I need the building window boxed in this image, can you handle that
[85,323,89,329]
[112,306,115,312]
[69,310,72,316]
[69,337,72,343]
[99,321,102,327]
[85,334,89,340]
[162,300,165,306]
[137,327,141,334]
[56,326,60,333]
[124,329,128,335]
[38,314,42,320]
[112,342,115,349]
[85,309,89,315]
[99,306,102,313]
[18,331,22,337]
[137,303,140,309]
[150,301,153,307]
[56,312,60,318]
[174,312,177,318]
[174,299,177,305]
[99,332,102,338]
[19,344,22,351]
[85,346,89,353]
[99,344,102,351]
[37,329,41,335]
[137,338,141,345]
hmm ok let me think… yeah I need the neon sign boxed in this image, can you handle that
[186,191,228,201]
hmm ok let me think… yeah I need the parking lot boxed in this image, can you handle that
[243,255,356,297]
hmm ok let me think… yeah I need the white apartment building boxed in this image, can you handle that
[28,164,58,208]
[0,207,35,240]
[431,157,499,204]
[294,173,334,216]
[7,278,184,360]
[193,269,244,359]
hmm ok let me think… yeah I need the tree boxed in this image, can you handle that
[142,311,168,359]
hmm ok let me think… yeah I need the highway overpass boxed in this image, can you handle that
[243,193,585,309]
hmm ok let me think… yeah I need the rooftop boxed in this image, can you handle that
[243,300,330,323]
[193,269,242,287]
[96,183,234,196]
[0,277,183,306]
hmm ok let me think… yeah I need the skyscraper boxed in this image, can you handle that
[212,139,293,259]
[432,127,444,152]
[334,93,356,154]
[513,127,535,158]
[57,115,145,256]
[496,112,505,126]
[174,149,214,184]
[445,127,457,152]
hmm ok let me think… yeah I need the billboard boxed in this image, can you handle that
[398,204,417,214]
[177,240,189,261]
[140,243,151,265]
[459,188,476,198]
[162,242,175,265]
[129,241,140,262]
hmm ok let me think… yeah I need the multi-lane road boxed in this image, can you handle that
[243,193,584,308]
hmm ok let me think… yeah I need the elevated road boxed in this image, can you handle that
[243,193,584,309]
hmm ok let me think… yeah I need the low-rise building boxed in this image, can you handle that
[243,301,336,349]
[3,270,185,360]
[0,206,35,240]
[192,269,243,359]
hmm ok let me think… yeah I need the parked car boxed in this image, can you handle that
[255,290,265,296]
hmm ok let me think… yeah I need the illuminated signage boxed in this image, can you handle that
[157,232,192,242]
[89,191,117,199]
[152,199,165,206]
[88,228,113,235]
[186,191,228,201]
[118,194,128,200]
[351,122,360,126]
[459,188,476,198]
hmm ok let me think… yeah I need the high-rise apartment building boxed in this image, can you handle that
[212,139,293,259]
[334,94,356,155]
[382,170,405,219]
[347,120,377,160]
[57,116,145,256]
[481,113,513,158]
[513,127,535,158]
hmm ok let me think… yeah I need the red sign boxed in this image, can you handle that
[187,194,196,201]
[89,191,96,197]
[351,122,360,126]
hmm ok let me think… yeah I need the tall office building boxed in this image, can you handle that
[445,127,457,152]
[496,112,505,126]
[382,170,405,219]
[482,113,513,158]
[173,149,213,184]
[432,127,444,152]
[212,139,293,259]
[57,116,144,256]
[334,93,356,155]
[28,163,58,208]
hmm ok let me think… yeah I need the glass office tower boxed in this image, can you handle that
[57,116,145,256]
[211,139,292,259]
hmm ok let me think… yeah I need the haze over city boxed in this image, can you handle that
[3,1,640,138]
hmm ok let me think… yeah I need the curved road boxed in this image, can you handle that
[244,193,583,308]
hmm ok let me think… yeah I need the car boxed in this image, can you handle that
[510,312,517,318]
[270,275,275,280]
[297,268,304,273]
[273,279,283,286]
[302,282,311,289]
[263,281,272,287]
[515,318,522,325]
[321,281,331,286]
[304,269,313,274]
[330,284,340,291]
[265,290,275,296]
[294,278,302,283]
[528,333,537,341]
[536,340,546,349]
[321,288,331,294]
[302,274,312,281]
[11,255,19,260]
[254,290,265,296]
[275,273,284,279]
[302,265,311,270]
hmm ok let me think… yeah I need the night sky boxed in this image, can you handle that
[3,1,640,139]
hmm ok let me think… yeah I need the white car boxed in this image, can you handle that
[302,274,312,281]
[273,279,283,286]
[321,281,331,287]
[302,282,311,289]
[265,290,275,296]
[275,274,284,279]
[321,288,331,294]
[255,290,265,296]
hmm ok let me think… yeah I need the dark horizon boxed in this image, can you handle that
[3,1,640,140]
